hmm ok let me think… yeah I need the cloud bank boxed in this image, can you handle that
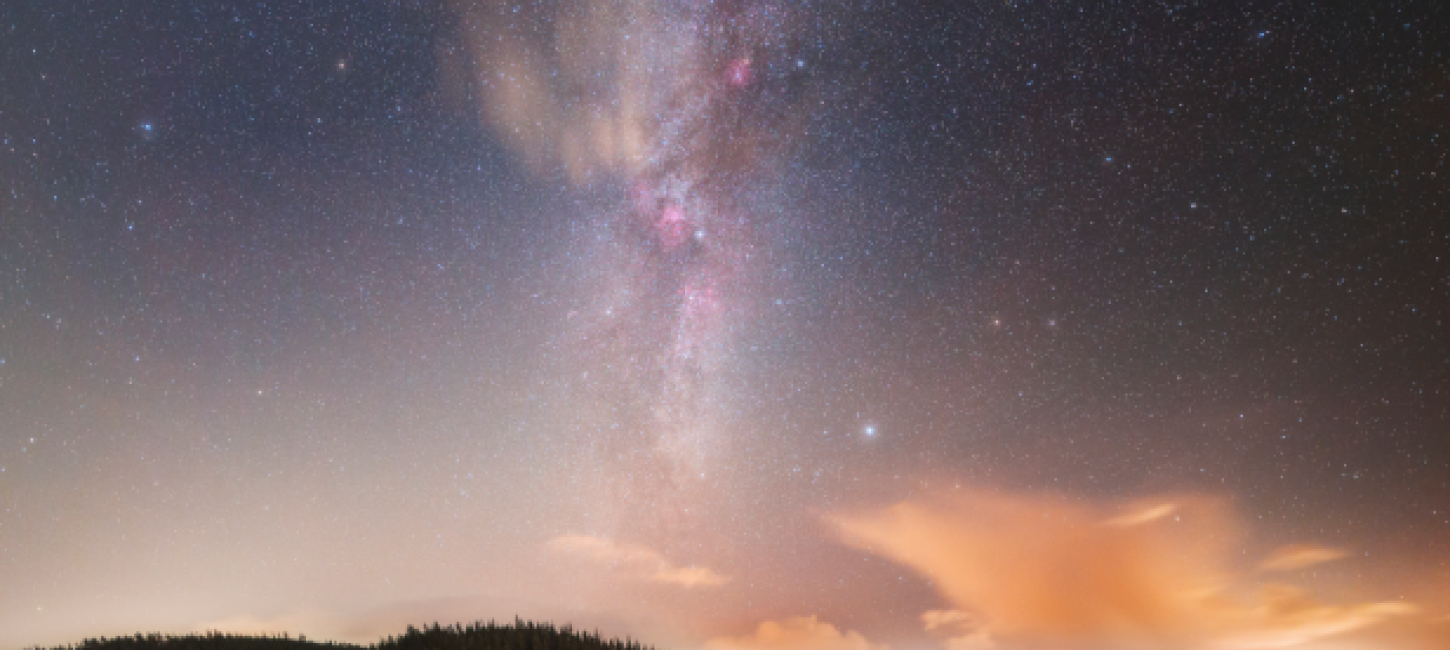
[830,492,1417,649]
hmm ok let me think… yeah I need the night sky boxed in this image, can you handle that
[3,1,1448,649]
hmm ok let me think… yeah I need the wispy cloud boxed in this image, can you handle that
[1105,503,1179,527]
[922,610,995,650]
[1259,544,1350,571]
[1214,585,1418,648]
[830,491,1418,649]
[703,616,884,650]
[548,534,729,588]
[922,610,972,632]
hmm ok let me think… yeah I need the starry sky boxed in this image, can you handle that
[2,1,1448,649]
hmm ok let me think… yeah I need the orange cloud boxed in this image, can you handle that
[921,610,995,650]
[548,534,729,588]
[1259,544,1350,571]
[1215,584,1418,648]
[1105,503,1179,527]
[922,610,972,632]
[830,492,1417,649]
[942,632,996,650]
[703,616,883,650]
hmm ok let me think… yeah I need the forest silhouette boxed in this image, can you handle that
[37,619,658,650]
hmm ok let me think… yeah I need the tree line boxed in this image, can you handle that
[38,619,658,650]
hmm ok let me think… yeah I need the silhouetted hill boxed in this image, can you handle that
[39,620,657,650]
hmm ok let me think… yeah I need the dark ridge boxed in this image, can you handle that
[35,619,657,650]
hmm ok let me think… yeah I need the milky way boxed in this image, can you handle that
[451,0,821,515]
